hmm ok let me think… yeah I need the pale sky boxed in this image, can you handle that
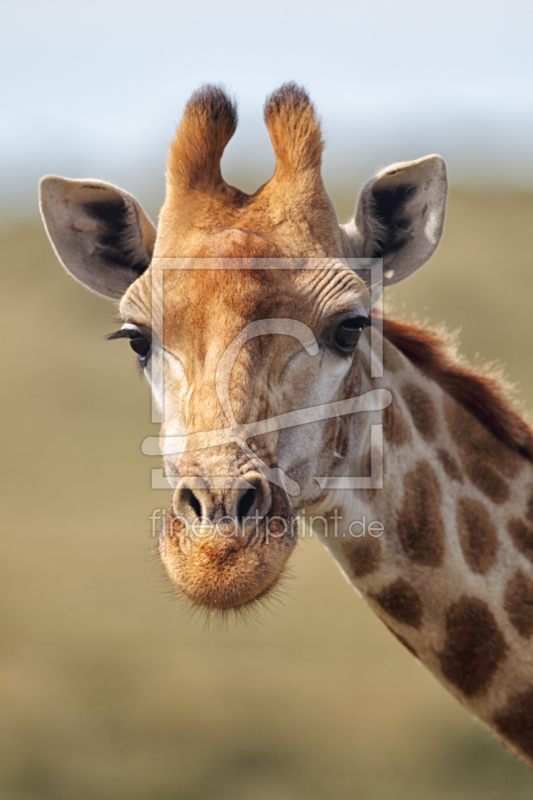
[2,0,533,214]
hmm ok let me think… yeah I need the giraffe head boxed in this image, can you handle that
[39,85,447,610]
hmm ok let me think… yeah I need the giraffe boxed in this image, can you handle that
[39,84,533,769]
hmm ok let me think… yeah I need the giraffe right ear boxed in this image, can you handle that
[341,155,447,289]
[39,176,156,299]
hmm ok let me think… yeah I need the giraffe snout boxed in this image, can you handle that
[160,465,296,609]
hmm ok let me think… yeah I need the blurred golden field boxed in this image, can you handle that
[2,185,533,800]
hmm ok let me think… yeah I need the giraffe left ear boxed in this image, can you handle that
[342,155,447,287]
[39,176,156,299]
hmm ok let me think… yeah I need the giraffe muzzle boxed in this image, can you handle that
[160,468,296,609]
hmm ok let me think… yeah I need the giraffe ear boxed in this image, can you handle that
[342,155,447,287]
[39,176,156,299]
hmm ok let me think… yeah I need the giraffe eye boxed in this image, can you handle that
[128,333,151,363]
[107,325,152,368]
[334,316,370,353]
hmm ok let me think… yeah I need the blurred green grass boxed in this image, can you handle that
[1,186,533,800]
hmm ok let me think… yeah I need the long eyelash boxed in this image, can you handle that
[107,329,133,341]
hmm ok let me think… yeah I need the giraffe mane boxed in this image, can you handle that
[382,316,533,461]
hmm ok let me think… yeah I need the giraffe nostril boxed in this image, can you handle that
[173,472,273,528]
[182,488,202,519]
[237,488,256,521]
[237,472,272,519]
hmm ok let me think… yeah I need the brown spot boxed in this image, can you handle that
[436,448,463,483]
[445,398,519,504]
[465,461,510,504]
[372,578,423,629]
[508,519,533,565]
[346,538,381,578]
[500,452,525,479]
[382,400,411,447]
[401,382,438,442]
[446,400,524,481]
[494,687,533,759]
[456,497,499,574]
[396,460,445,567]
[438,596,508,697]
[385,624,419,658]
[504,570,533,638]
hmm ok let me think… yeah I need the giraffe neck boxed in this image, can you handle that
[309,330,533,768]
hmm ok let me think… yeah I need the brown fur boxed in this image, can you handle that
[396,460,445,567]
[438,596,508,697]
[444,398,518,503]
[456,496,500,575]
[504,570,533,638]
[382,400,411,447]
[372,578,423,629]
[401,382,438,442]
[436,448,463,483]
[346,538,382,578]
[462,460,510,504]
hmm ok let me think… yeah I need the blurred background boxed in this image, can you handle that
[2,1,533,798]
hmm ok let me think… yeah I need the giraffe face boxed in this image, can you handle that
[119,254,371,609]
[39,84,447,610]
